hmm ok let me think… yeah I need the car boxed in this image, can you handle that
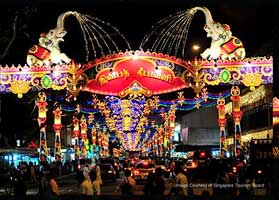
[99,163,117,182]
[76,158,95,172]
[99,158,120,178]
[155,159,170,178]
[131,161,155,183]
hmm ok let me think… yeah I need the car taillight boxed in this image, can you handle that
[191,161,197,168]
[233,167,237,173]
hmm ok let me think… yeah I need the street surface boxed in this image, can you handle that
[0,171,267,197]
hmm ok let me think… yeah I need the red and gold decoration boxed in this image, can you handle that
[81,51,192,97]
[79,115,88,159]
[0,7,274,163]
[72,114,80,160]
[217,97,227,157]
[273,97,279,126]
[36,92,48,162]
[53,106,62,161]
[231,86,243,157]
[184,58,206,97]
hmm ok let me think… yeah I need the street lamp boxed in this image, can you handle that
[192,45,200,51]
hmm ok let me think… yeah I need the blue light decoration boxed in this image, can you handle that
[45,89,231,151]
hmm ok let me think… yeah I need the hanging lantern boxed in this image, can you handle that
[231,86,243,157]
[36,92,48,163]
[168,104,176,133]
[217,97,227,157]
[80,115,88,159]
[37,92,48,125]
[88,113,94,124]
[91,127,97,146]
[72,114,80,160]
[53,107,62,161]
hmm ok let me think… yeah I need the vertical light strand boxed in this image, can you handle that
[53,107,62,161]
[217,97,227,158]
[231,86,243,157]
[37,92,48,163]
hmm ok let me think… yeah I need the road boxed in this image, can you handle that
[0,171,267,197]
[20,171,175,196]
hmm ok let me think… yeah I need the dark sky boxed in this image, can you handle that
[0,0,274,64]
[0,0,275,143]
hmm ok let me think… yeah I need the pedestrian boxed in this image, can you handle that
[38,170,50,200]
[47,170,60,199]
[95,161,103,185]
[83,164,91,181]
[214,169,231,200]
[90,170,101,195]
[13,170,27,200]
[143,172,155,199]
[29,162,37,183]
[173,165,188,196]
[152,167,166,200]
[80,173,93,199]
[119,169,136,196]
[169,160,175,177]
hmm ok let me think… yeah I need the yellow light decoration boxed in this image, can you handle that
[273,97,279,126]
[217,97,227,156]
[91,128,97,145]
[88,113,94,124]
[37,92,48,124]
[67,62,87,101]
[186,58,205,97]
[231,86,243,156]
[225,85,271,114]
[9,80,31,98]
[36,92,48,163]
[53,107,62,161]
[177,91,184,106]
[231,86,241,112]
[241,73,262,91]
[80,115,88,158]
[72,114,80,160]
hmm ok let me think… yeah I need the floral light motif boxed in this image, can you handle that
[241,73,262,91]
[9,80,31,98]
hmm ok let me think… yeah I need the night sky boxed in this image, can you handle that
[0,0,275,145]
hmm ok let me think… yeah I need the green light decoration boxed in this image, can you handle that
[220,70,230,83]
[41,75,52,88]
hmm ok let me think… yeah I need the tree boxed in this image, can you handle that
[0,4,38,62]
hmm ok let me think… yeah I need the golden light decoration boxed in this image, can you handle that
[273,97,279,126]
[241,73,262,91]
[37,92,48,124]
[177,91,184,106]
[67,62,87,101]
[72,114,80,159]
[119,81,152,98]
[9,80,31,98]
[184,58,205,97]
[53,107,62,161]
[92,94,99,109]
[225,85,271,114]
